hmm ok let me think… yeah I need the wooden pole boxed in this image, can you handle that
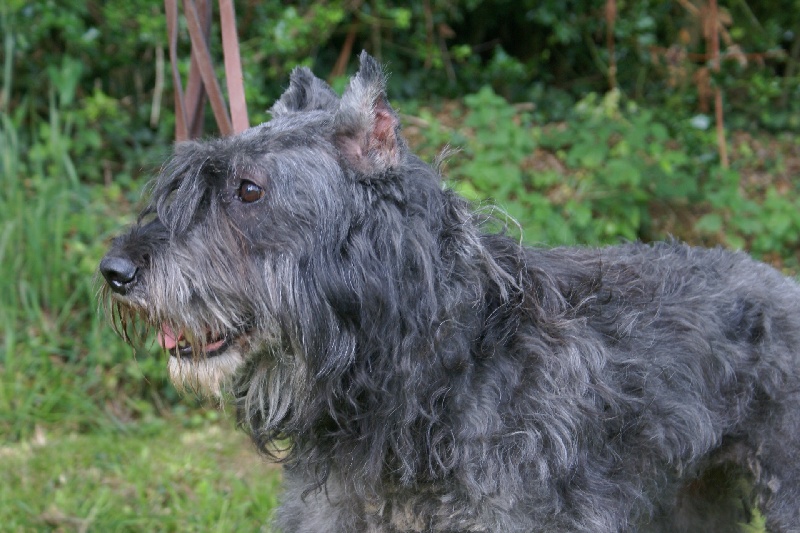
[708,0,729,168]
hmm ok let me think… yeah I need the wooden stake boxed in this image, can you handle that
[708,0,729,168]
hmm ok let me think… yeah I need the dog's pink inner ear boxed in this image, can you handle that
[336,96,401,176]
[368,100,399,163]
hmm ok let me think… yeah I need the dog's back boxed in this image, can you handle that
[516,241,800,531]
[274,240,800,532]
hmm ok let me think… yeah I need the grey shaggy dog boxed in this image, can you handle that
[100,52,800,532]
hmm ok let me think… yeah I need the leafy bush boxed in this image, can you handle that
[412,84,799,272]
[6,1,799,142]
[698,167,800,266]
[425,86,701,246]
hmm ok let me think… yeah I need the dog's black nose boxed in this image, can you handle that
[100,255,139,295]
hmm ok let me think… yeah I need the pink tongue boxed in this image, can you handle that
[158,324,181,350]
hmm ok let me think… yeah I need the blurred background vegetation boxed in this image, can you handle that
[1,0,798,530]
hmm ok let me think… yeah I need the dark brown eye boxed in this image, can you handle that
[237,180,265,203]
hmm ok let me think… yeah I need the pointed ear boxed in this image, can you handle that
[334,51,403,176]
[270,66,339,117]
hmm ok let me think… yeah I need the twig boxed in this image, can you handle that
[150,45,164,128]
[605,0,617,91]
[184,0,211,139]
[331,24,359,79]
[708,0,729,168]
[423,0,434,69]
[183,0,233,136]
[780,35,800,109]
[220,0,249,133]
[165,0,189,141]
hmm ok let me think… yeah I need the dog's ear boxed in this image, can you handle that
[270,67,340,117]
[334,51,402,176]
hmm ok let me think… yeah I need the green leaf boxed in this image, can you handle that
[568,142,608,169]
[696,213,723,233]
[451,180,481,202]
[604,159,641,187]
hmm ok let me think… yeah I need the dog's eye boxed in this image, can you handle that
[237,180,265,203]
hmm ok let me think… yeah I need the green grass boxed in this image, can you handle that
[0,111,140,441]
[0,420,281,532]
[1,102,283,532]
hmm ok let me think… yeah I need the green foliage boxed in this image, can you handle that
[5,0,799,171]
[698,166,800,265]
[0,82,174,443]
[727,71,800,131]
[435,87,706,246]
[4,1,166,182]
[418,84,798,272]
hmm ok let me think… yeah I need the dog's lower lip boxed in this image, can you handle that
[169,335,233,359]
[159,322,238,359]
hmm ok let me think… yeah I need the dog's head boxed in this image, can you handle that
[99,52,477,401]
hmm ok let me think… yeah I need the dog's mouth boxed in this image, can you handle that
[158,323,234,359]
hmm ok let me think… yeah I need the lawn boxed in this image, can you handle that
[0,418,281,532]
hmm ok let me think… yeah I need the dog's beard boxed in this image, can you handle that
[158,321,271,398]
[103,290,252,398]
[167,347,245,398]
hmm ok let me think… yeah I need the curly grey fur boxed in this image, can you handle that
[100,52,800,532]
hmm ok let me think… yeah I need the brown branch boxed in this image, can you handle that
[184,0,211,139]
[605,0,617,91]
[331,24,359,79]
[438,24,456,82]
[649,46,783,63]
[675,0,699,15]
[150,44,165,128]
[165,0,189,141]
[423,0,434,69]
[183,0,233,136]
[708,0,728,168]
[220,0,249,133]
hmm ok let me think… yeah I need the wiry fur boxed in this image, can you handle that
[100,52,800,532]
